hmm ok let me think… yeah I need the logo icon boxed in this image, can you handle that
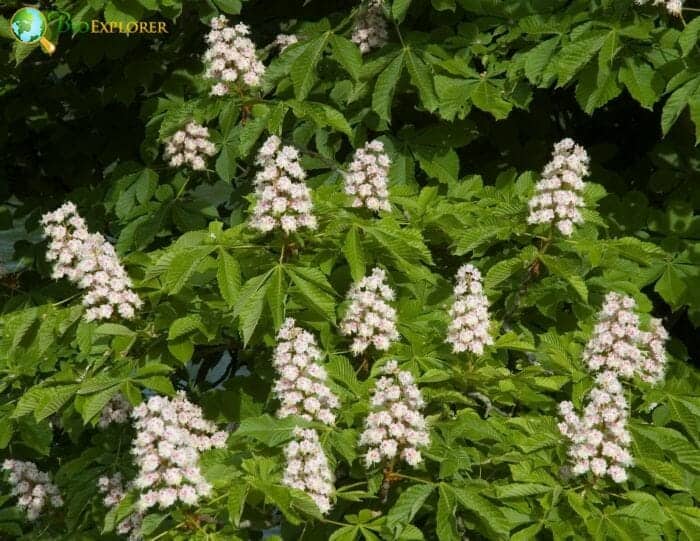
[10,7,56,55]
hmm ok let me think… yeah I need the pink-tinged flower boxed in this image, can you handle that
[527,138,589,236]
[273,33,298,52]
[98,393,132,428]
[42,203,142,321]
[634,0,683,16]
[351,0,388,54]
[204,16,265,94]
[282,428,334,514]
[446,264,493,355]
[344,140,391,212]
[340,267,399,355]
[359,361,429,468]
[2,460,62,521]
[164,122,217,171]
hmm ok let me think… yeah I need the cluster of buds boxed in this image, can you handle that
[282,428,335,514]
[2,460,63,521]
[205,16,266,96]
[273,33,298,52]
[527,138,589,236]
[99,393,133,428]
[446,264,493,355]
[41,202,142,321]
[359,360,430,467]
[340,267,399,355]
[131,392,228,512]
[163,122,217,171]
[634,0,683,16]
[344,140,391,212]
[583,292,668,383]
[272,318,340,425]
[558,292,668,483]
[98,473,143,540]
[250,135,317,234]
[351,0,389,54]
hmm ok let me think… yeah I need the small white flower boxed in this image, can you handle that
[446,264,493,355]
[163,121,216,171]
[98,393,132,428]
[352,0,388,54]
[634,0,683,16]
[273,33,299,52]
[2,461,62,521]
[282,428,334,514]
[344,140,391,212]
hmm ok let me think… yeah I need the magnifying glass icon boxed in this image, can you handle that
[9,7,56,55]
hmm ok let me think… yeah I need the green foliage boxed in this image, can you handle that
[0,0,699,540]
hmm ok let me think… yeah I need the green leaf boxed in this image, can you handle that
[485,257,524,290]
[217,248,241,307]
[618,58,662,110]
[556,32,607,86]
[330,34,362,80]
[434,76,476,121]
[471,79,512,119]
[416,148,459,184]
[679,16,700,57]
[343,227,366,281]
[661,76,700,136]
[447,484,511,538]
[234,271,273,346]
[575,64,622,114]
[387,484,435,529]
[163,246,215,294]
[436,485,459,541]
[291,32,330,100]
[34,385,79,421]
[213,0,242,14]
[228,483,249,527]
[80,385,121,424]
[267,265,287,331]
[393,0,412,22]
[524,37,560,85]
[235,414,300,446]
[286,267,337,322]
[168,315,204,340]
[405,49,438,112]
[373,52,405,121]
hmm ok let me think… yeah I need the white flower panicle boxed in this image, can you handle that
[98,474,143,540]
[41,202,143,321]
[204,15,266,96]
[559,292,669,483]
[340,267,399,355]
[163,122,217,171]
[583,292,668,382]
[634,0,683,16]
[273,33,298,51]
[360,361,430,468]
[272,318,340,425]
[446,264,493,355]
[352,0,389,54]
[99,393,133,428]
[2,460,63,521]
[558,371,633,483]
[527,138,589,236]
[250,135,317,234]
[344,140,391,212]
[131,392,228,512]
[282,428,335,514]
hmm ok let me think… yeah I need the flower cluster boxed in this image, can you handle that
[583,292,668,382]
[272,318,340,425]
[131,392,228,512]
[2,460,63,521]
[351,0,389,54]
[558,371,633,483]
[340,267,399,355]
[359,361,429,467]
[163,122,217,171]
[527,138,589,236]
[634,0,683,16]
[558,292,668,482]
[204,15,266,96]
[42,202,142,321]
[344,140,391,212]
[446,264,493,355]
[98,474,143,540]
[99,393,133,428]
[250,135,317,234]
[273,33,298,51]
[282,428,335,514]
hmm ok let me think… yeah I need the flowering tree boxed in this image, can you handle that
[1,0,699,539]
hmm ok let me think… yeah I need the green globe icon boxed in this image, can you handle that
[10,7,47,44]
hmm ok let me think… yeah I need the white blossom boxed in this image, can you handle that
[131,392,228,512]
[527,138,589,236]
[41,202,142,321]
[634,0,683,16]
[99,393,133,428]
[2,460,63,521]
[282,428,335,514]
[351,0,388,54]
[340,267,399,355]
[273,33,298,52]
[344,140,391,212]
[163,121,217,171]
[249,135,317,234]
[98,473,143,540]
[446,264,493,355]
[204,16,266,95]
[359,360,429,468]
[272,318,340,425]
